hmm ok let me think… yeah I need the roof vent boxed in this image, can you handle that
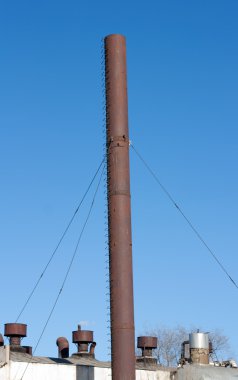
[137,336,158,365]
[4,323,30,353]
[0,334,4,347]
[72,325,96,358]
[56,337,69,359]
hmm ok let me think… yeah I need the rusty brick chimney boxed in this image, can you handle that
[104,34,135,380]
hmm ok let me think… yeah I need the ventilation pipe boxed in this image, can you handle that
[4,323,31,354]
[72,325,96,358]
[56,337,69,359]
[104,33,135,380]
[189,332,209,364]
[137,336,158,365]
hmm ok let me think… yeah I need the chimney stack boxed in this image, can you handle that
[72,325,96,358]
[137,336,158,365]
[4,323,31,354]
[104,33,135,380]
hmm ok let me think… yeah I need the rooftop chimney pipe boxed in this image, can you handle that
[137,336,158,365]
[56,337,69,359]
[104,34,135,380]
[72,325,96,358]
[4,323,28,353]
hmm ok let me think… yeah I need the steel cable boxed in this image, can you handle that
[16,157,105,322]
[130,143,238,290]
[17,163,105,380]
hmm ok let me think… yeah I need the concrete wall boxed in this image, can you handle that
[0,362,174,380]
[136,369,172,380]
[0,346,173,380]
[0,366,8,380]
[94,368,172,380]
[176,364,238,380]
[10,361,76,380]
[0,346,9,380]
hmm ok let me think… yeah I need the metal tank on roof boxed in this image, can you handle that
[189,332,210,365]
[189,333,209,349]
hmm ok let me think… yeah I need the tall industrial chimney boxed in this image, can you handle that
[104,34,135,380]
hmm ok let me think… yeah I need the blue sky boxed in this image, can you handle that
[0,0,238,361]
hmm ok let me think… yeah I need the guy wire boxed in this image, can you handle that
[131,143,238,290]
[17,163,105,380]
[16,157,105,323]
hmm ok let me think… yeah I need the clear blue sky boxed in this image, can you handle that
[1,0,238,361]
